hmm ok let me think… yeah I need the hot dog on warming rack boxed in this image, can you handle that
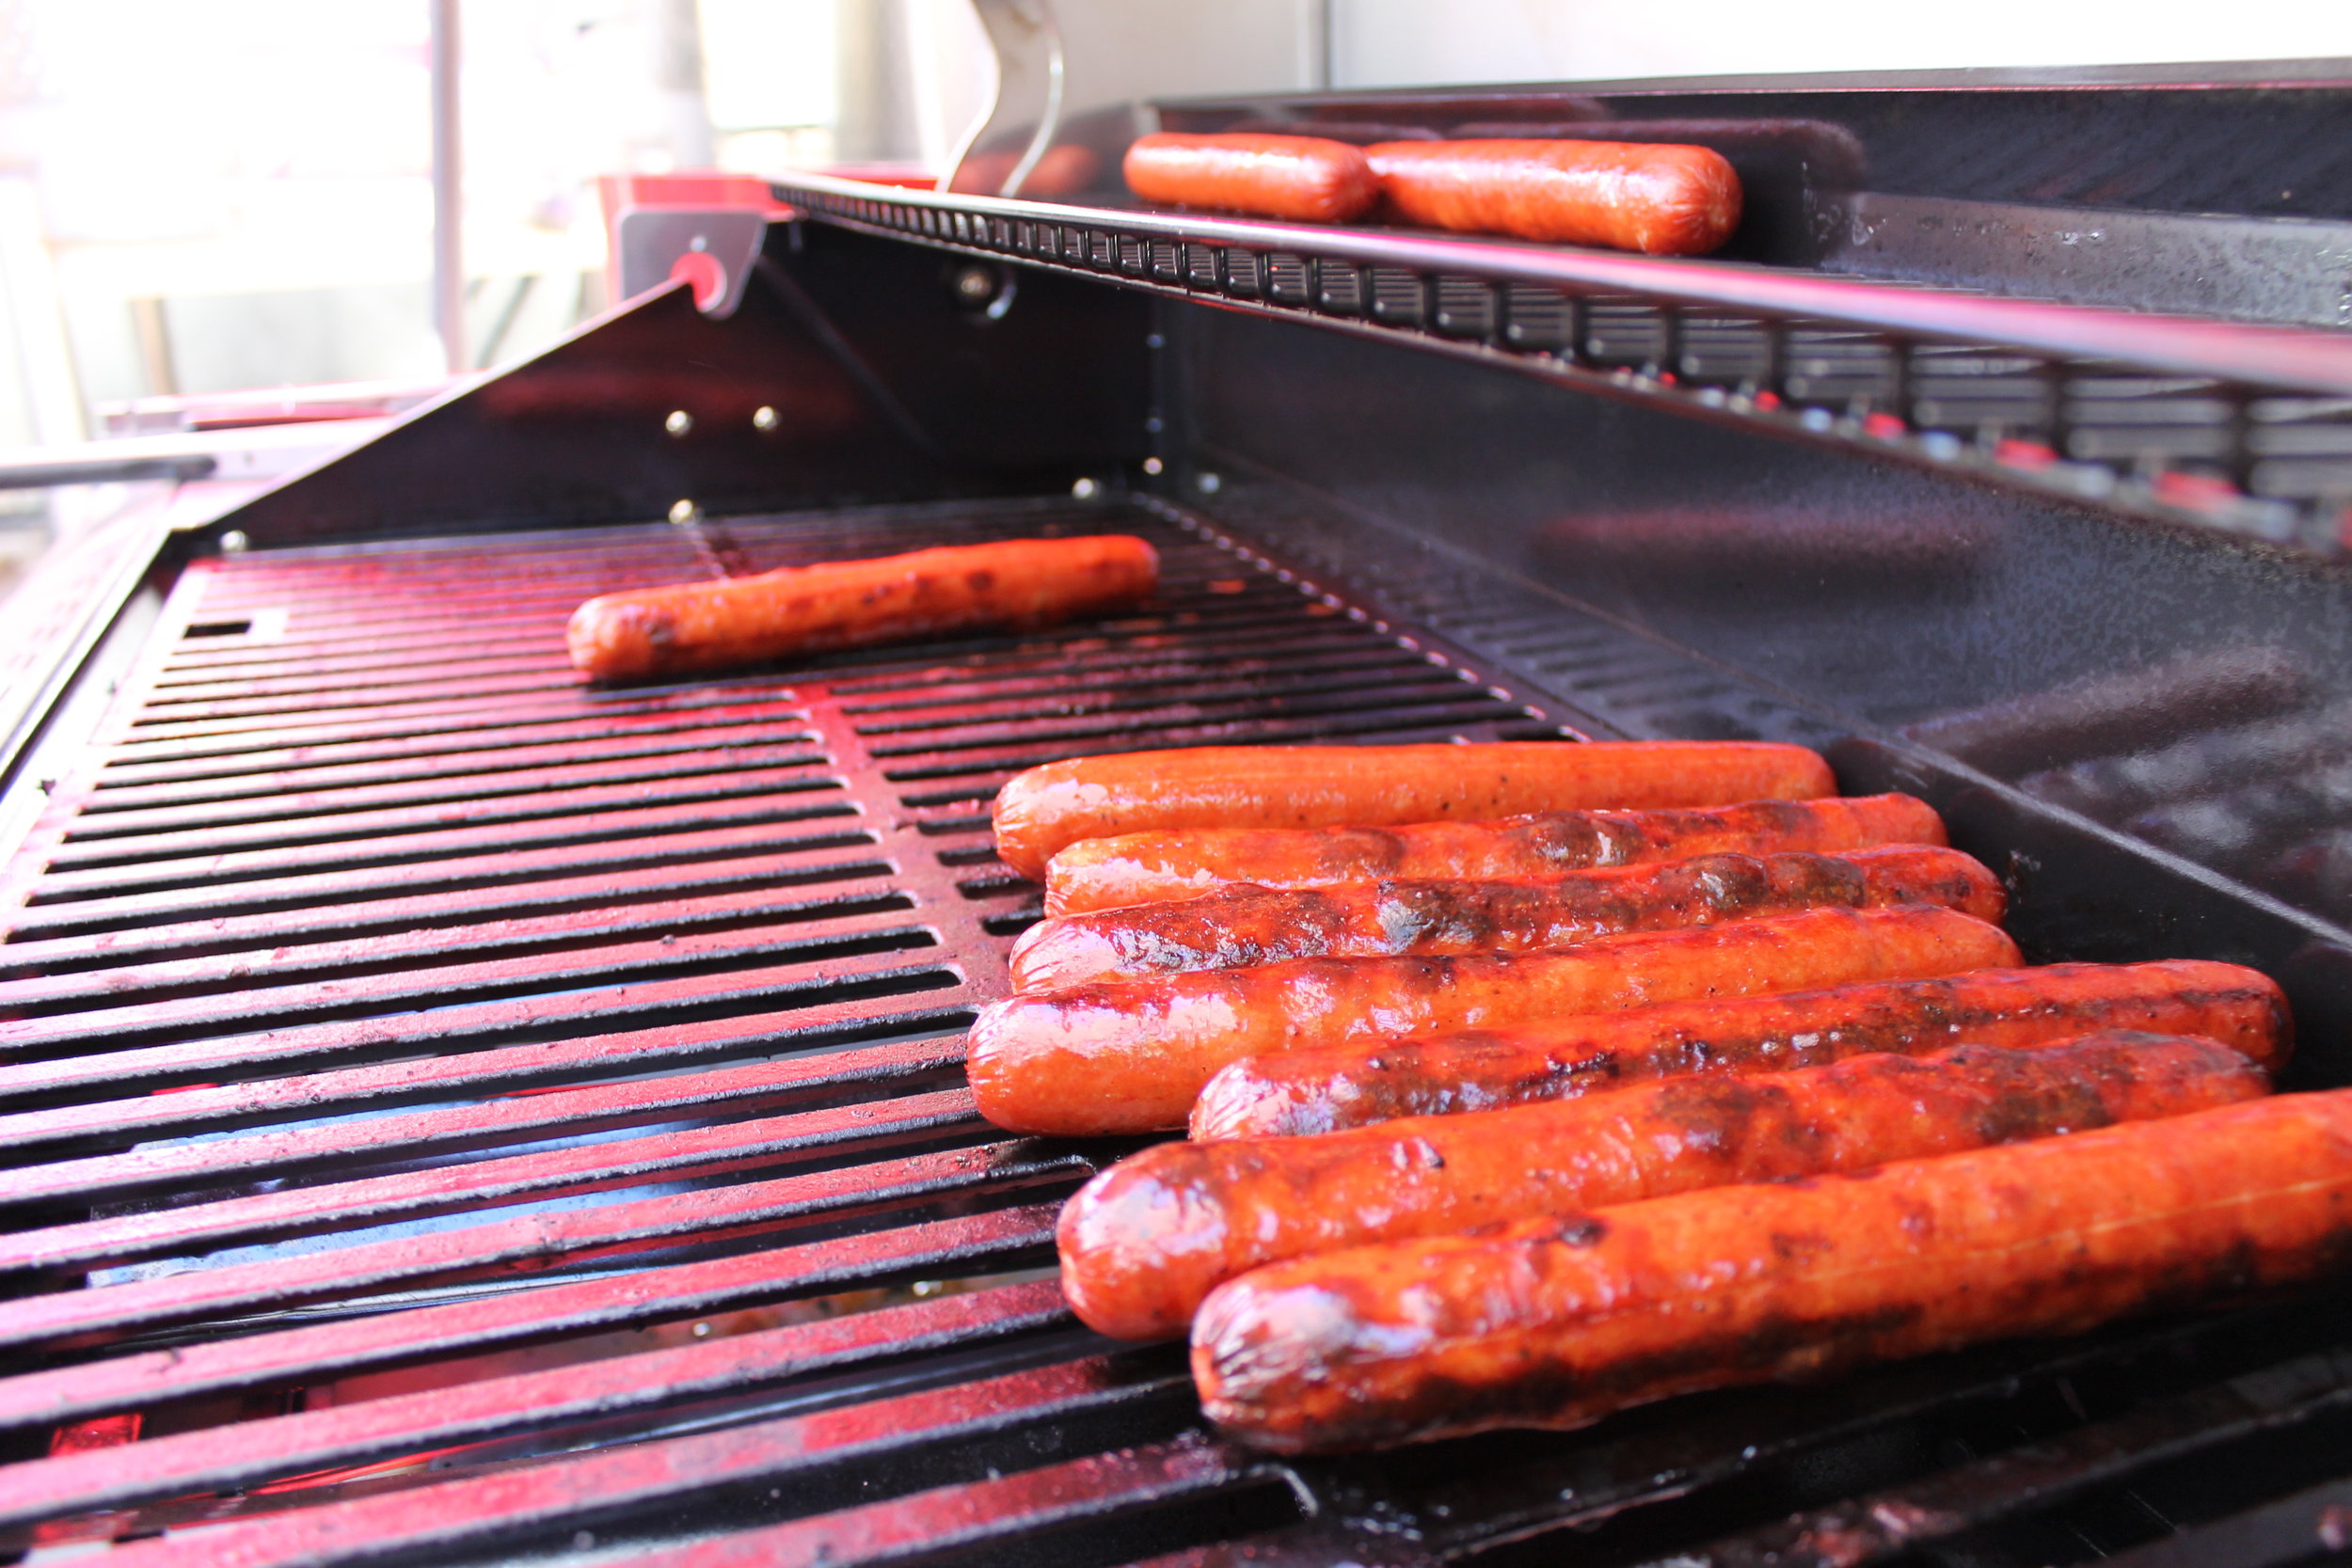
[1194,1086,2352,1452]
[1188,958,2292,1139]
[992,740,1837,883]
[1122,133,1380,223]
[566,535,1158,680]
[968,904,2020,1135]
[1041,792,1938,915]
[1063,1032,2268,1340]
[1010,845,2001,991]
[1367,138,1743,255]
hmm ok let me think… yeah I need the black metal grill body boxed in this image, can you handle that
[7,67,2352,1568]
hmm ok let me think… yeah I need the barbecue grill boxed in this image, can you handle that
[8,56,2352,1567]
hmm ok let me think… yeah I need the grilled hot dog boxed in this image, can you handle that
[1367,139,1742,255]
[1010,844,2000,992]
[1189,958,2291,1139]
[1064,1033,2268,1340]
[1042,792,1939,915]
[1194,1086,2352,1452]
[566,535,1158,680]
[968,904,2019,1135]
[993,741,1836,883]
[1122,133,1380,223]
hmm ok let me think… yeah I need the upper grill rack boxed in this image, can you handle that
[772,170,2352,560]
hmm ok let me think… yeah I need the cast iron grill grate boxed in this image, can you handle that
[7,497,2352,1566]
[0,496,1559,1562]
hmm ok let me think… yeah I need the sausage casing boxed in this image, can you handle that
[566,535,1158,680]
[1189,958,2290,1140]
[1194,1086,2352,1452]
[1010,845,2000,992]
[1063,1033,2269,1340]
[968,904,2020,1135]
[995,740,1833,883]
[1042,792,1940,915]
[1367,139,1742,255]
[1122,133,1380,223]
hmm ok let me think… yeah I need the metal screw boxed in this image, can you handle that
[1071,476,1100,499]
[691,1321,712,1338]
[1196,472,1222,495]
[218,529,249,554]
[752,404,779,432]
[1142,456,1164,475]
[951,264,996,307]
[664,409,693,437]
[669,499,701,526]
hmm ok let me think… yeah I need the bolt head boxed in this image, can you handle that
[664,409,693,437]
[668,499,701,526]
[953,265,996,305]
[1142,456,1164,475]
[1071,477,1101,499]
[218,529,249,554]
[1196,472,1223,495]
[752,404,779,432]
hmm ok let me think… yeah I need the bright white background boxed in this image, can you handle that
[1328,0,2352,86]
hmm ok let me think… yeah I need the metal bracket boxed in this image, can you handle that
[613,208,770,319]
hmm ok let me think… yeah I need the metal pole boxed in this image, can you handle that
[429,0,464,373]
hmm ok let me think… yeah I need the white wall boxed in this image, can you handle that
[1330,0,2352,87]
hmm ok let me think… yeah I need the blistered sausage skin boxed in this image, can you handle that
[1043,792,1932,915]
[991,741,1834,883]
[1062,1033,2268,1340]
[1189,958,2292,1140]
[1367,139,1742,255]
[566,535,1158,681]
[1010,845,1999,992]
[967,905,2019,1136]
[1194,1087,2352,1453]
[1122,133,1380,223]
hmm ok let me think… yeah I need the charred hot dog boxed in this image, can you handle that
[1041,792,1939,915]
[994,740,1839,884]
[1189,958,2292,1140]
[567,535,1158,681]
[1064,1032,2268,1339]
[968,904,2019,1135]
[1194,1085,2352,1452]
[1010,844,2000,992]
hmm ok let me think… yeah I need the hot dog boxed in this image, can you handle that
[968,904,2020,1135]
[566,535,1159,680]
[1063,1033,2268,1340]
[1366,139,1742,256]
[1122,133,1380,223]
[1042,793,1940,915]
[993,741,1837,882]
[1010,845,2000,992]
[1189,958,2292,1139]
[1194,1086,2352,1452]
